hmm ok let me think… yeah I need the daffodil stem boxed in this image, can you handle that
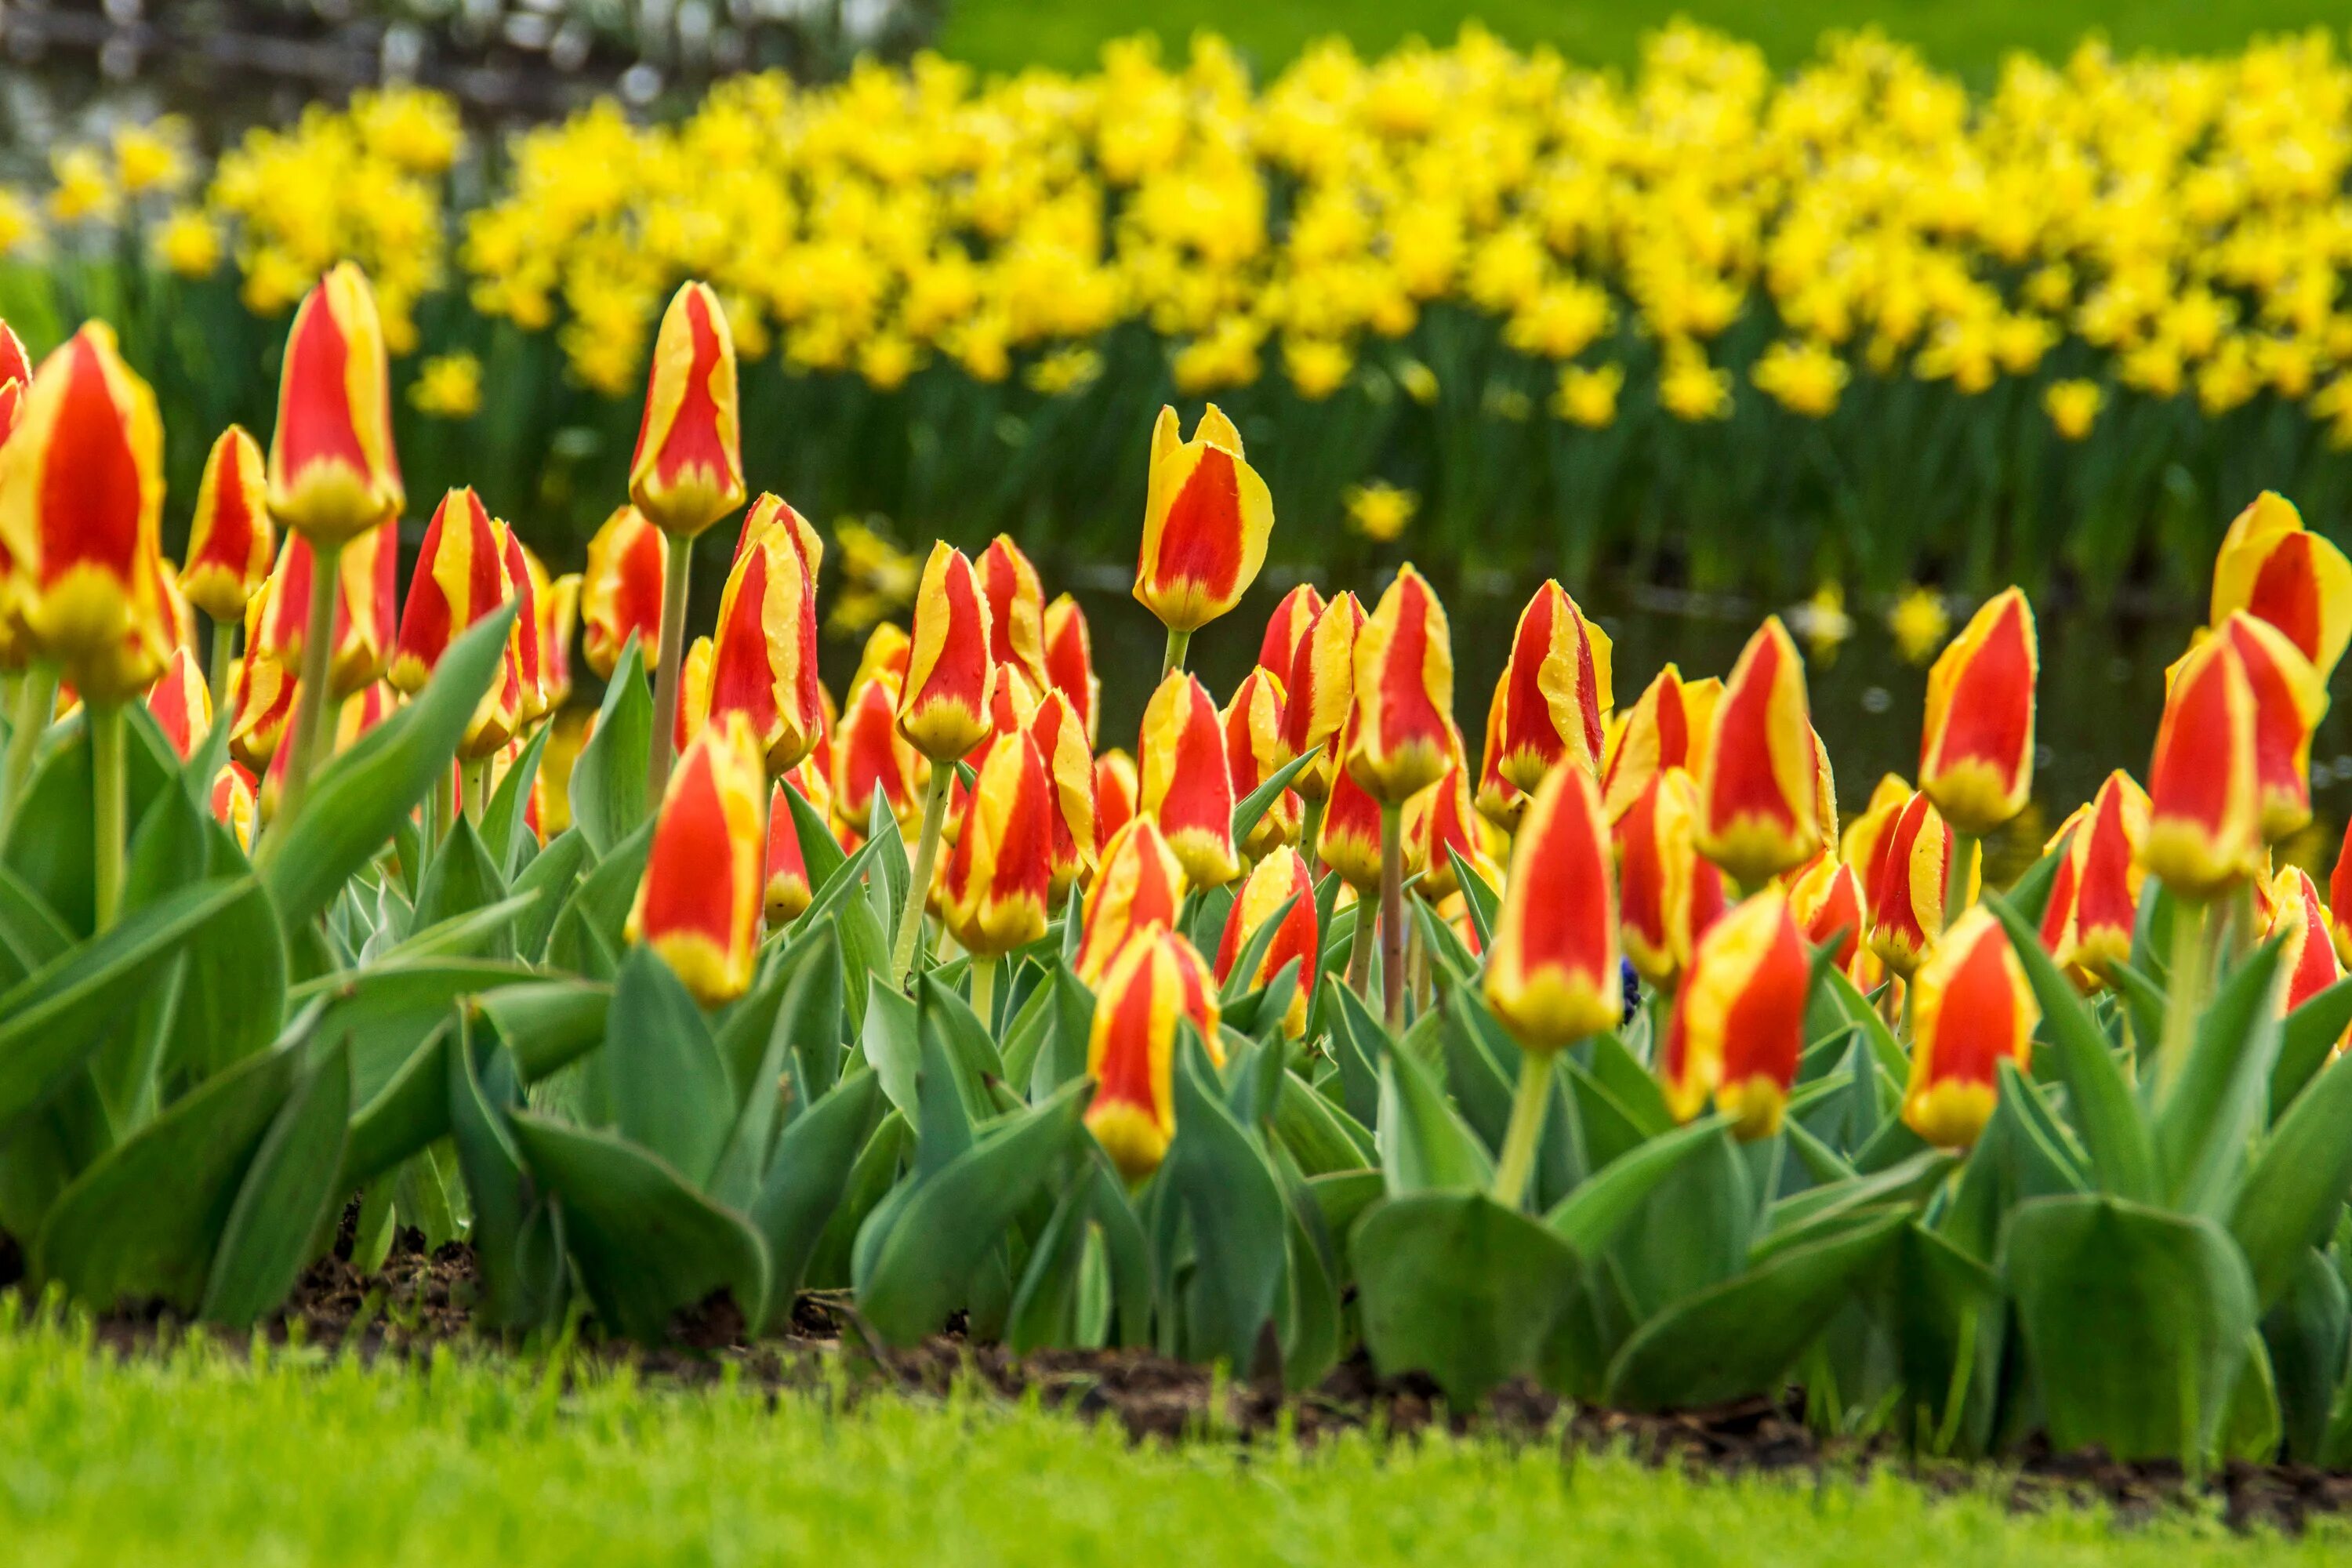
[1491,1049,1556,1210]
[891,765,953,989]
[1379,803,1406,1032]
[971,955,999,1033]
[1944,831,1978,931]
[646,535,695,804]
[269,535,343,841]
[208,615,237,720]
[2,664,56,833]
[2158,898,2209,1100]
[1159,626,1191,681]
[91,700,125,932]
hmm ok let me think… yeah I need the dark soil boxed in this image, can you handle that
[65,1232,2352,1536]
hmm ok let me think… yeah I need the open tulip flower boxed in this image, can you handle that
[1695,616,1822,889]
[1221,666,1299,857]
[1215,845,1318,1039]
[2210,490,2352,684]
[1601,663,1716,821]
[1660,888,1811,1140]
[1901,907,2038,1149]
[626,713,766,1008]
[580,503,667,681]
[1138,671,1239,887]
[1086,925,1222,1182]
[1919,586,2038,840]
[1133,403,1274,656]
[1042,593,1100,749]
[1073,815,1188,985]
[1492,579,1613,793]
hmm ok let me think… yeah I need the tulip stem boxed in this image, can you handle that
[207,615,238,720]
[270,535,344,840]
[891,765,953,988]
[971,955,999,1033]
[2157,899,2209,1099]
[1344,894,1375,996]
[463,761,488,824]
[1944,831,1978,931]
[1379,803,1406,1032]
[1300,793,1326,873]
[1159,627,1192,681]
[91,700,125,932]
[1491,1049,1556,1210]
[2,664,57,833]
[646,535,695,804]
[432,770,455,846]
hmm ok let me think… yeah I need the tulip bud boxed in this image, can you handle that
[2146,633,2263,901]
[1661,889,1811,1138]
[735,492,821,568]
[627,713,766,1006]
[500,526,550,727]
[2041,771,2149,983]
[257,519,397,700]
[1408,754,1490,902]
[2267,867,2343,1025]
[1807,727,1839,865]
[581,504,668,680]
[2211,612,2328,843]
[1318,715,1403,892]
[854,622,911,691]
[1138,671,1239,887]
[1346,564,1454,806]
[1493,580,1613,793]
[673,633,715,757]
[1134,403,1275,633]
[1074,816,1189,984]
[764,774,827,924]
[1867,791,1976,978]
[1215,845,1319,1037]
[627,281,744,539]
[707,507,824,773]
[833,673,926,833]
[1094,747,1138,847]
[1788,854,1874,985]
[1919,588,2037,836]
[1258,584,1326,679]
[1279,591,1365,801]
[1601,663,1716,821]
[2211,490,2352,683]
[1473,678,1526,831]
[898,543,996,762]
[1484,764,1620,1051]
[390,488,508,696]
[182,425,274,624]
[227,600,295,773]
[211,760,256,851]
[145,644,210,760]
[1696,617,1822,886]
[1839,773,1914,916]
[0,322,169,701]
[1043,593,1100,749]
[1030,689,1097,906]
[1087,926,1221,1180]
[1615,767,1730,989]
[944,668,1041,840]
[267,264,401,543]
[1221,666,1299,856]
[1902,909,2039,1148]
[941,732,1056,957]
[975,535,1048,690]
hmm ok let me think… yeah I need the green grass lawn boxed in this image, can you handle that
[937,0,2350,81]
[0,1312,2343,1567]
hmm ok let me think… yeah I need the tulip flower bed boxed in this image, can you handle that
[12,255,2352,1493]
[9,25,2352,598]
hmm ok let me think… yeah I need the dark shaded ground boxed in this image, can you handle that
[58,1232,2352,1537]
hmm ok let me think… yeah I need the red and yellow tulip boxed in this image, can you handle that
[976,535,1048,689]
[1279,590,1365,802]
[1030,688,1098,905]
[706,505,825,773]
[256,520,397,701]
[267,263,403,544]
[2145,632,2263,901]
[1902,908,2039,1148]
[1215,845,1319,1037]
[626,713,766,1006]
[1345,564,1454,806]
[832,673,925,833]
[1840,773,1914,917]
[1788,854,1876,988]
[1258,583,1325,679]
[1094,747,1138,848]
[897,543,996,762]
[1660,889,1811,1138]
[1601,663,1717,822]
[210,760,256,851]
[1484,764,1620,1051]
[1867,790,1976,978]
[499,525,550,727]
[145,644,210,760]
[1615,767,1730,989]
[390,488,508,695]
[181,425,274,625]
[261,680,396,817]
[1074,815,1189,984]
[1139,670,1239,887]
[2211,490,2352,683]
[1316,712,1391,891]
[764,765,831,924]
[581,503,668,680]
[539,568,581,713]
[1221,666,1299,855]
[2267,866,2343,1025]
[941,732,1055,957]
[1919,587,2037,836]
[1473,679,1527,831]
[1491,580,1613,793]
[2210,611,2327,842]
[1043,593,1100,749]
[1408,754,1493,902]
[1133,403,1274,633]
[1086,926,1221,1180]
[2039,770,2149,984]
[1695,617,1822,887]
[627,281,744,538]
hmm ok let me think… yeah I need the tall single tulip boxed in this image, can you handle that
[1484,764,1617,1205]
[626,713,765,1007]
[1215,845,1319,1038]
[1074,815,1189,985]
[181,424,274,701]
[1695,617,1821,887]
[267,263,401,545]
[1258,584,1325,680]
[1030,688,1097,906]
[1902,908,2038,1148]
[1615,767,1729,989]
[1086,927,1221,1181]
[976,535,1048,689]
[707,508,824,773]
[1492,580,1613,792]
[1094,748,1138,847]
[1349,564,1454,1027]
[629,281,745,539]
[1133,403,1274,652]
[1221,666,1298,856]
[2211,491,2352,683]
[145,644,211,761]
[2212,612,2327,842]
[1138,671,1239,887]
[1601,663,1715,821]
[2145,632,2262,901]
[390,488,509,696]
[1043,593,1100,749]
[581,503,668,679]
[1919,587,2037,840]
[1867,790,1975,978]
[2040,770,2149,984]
[1660,889,1811,1139]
